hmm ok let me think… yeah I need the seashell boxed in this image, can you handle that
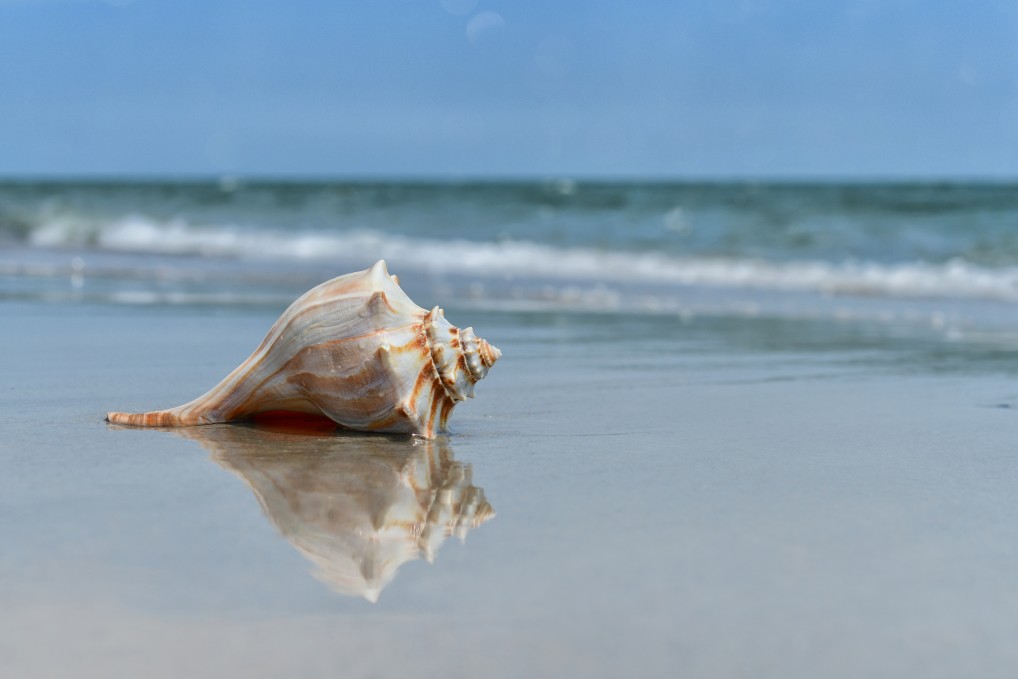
[106,260,500,437]
[176,423,494,602]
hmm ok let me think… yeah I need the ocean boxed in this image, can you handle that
[7,179,1018,315]
[5,180,1018,677]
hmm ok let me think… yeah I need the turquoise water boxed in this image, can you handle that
[6,180,1018,341]
[4,180,1018,264]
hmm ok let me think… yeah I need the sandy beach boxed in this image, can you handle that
[4,296,1018,678]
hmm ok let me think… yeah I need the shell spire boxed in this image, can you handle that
[106,260,500,437]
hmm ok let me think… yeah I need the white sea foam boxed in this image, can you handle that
[23,214,1018,302]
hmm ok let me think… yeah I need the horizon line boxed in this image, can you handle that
[2,172,1018,185]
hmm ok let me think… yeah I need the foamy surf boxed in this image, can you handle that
[18,213,1018,303]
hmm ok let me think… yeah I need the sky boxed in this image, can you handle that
[1,0,1017,178]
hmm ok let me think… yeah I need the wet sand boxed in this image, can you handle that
[4,301,1018,678]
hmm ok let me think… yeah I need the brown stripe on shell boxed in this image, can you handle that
[422,313,456,401]
[409,361,437,408]
[106,409,195,426]
[426,378,443,435]
[438,395,456,431]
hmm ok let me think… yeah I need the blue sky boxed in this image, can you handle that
[1,0,1016,178]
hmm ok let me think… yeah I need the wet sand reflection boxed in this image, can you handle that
[172,423,493,602]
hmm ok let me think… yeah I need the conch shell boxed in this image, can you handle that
[176,423,492,602]
[106,260,500,437]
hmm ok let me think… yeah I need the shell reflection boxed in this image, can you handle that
[175,424,493,602]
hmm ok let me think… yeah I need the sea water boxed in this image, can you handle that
[6,180,1018,313]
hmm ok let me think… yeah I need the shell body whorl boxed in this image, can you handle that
[106,260,500,437]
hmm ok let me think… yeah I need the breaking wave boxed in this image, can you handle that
[15,213,1018,303]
